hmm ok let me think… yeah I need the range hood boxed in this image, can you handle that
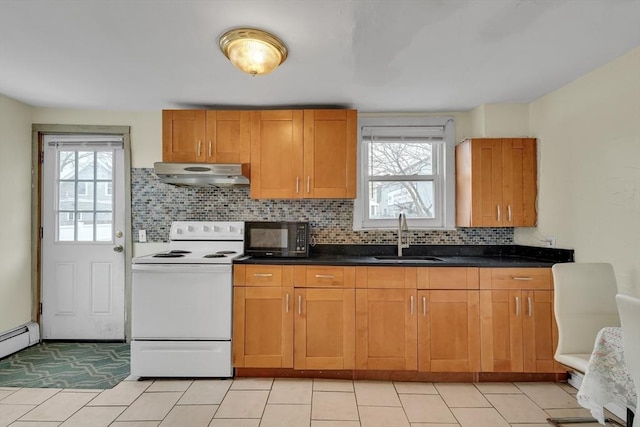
[153,162,250,187]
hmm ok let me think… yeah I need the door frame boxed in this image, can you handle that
[31,124,132,341]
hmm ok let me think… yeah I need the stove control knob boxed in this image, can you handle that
[175,228,182,234]
[203,225,209,232]
[228,226,234,232]
[187,226,194,232]
[213,226,219,232]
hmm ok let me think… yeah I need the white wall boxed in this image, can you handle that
[31,109,161,168]
[0,94,33,332]
[469,103,530,137]
[517,47,640,297]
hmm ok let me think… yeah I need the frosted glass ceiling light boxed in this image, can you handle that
[219,28,288,76]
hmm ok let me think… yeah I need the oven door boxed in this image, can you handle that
[132,264,231,340]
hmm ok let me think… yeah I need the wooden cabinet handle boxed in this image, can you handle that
[422,296,427,316]
[528,296,533,317]
[497,205,501,222]
[208,140,212,158]
[285,293,290,313]
[253,273,273,277]
[410,295,414,315]
[512,276,533,281]
[507,205,512,223]
[298,295,302,315]
[515,296,520,316]
[314,274,334,279]
[296,177,300,194]
[307,176,310,193]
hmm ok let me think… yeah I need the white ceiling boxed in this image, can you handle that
[1,0,638,112]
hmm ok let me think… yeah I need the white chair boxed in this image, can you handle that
[616,294,640,427]
[548,262,621,426]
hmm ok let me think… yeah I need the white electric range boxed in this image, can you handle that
[131,221,243,378]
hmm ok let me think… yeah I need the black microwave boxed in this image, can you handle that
[244,222,310,258]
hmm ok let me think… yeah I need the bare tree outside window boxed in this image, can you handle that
[368,140,436,219]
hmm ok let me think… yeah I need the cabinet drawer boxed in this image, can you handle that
[235,265,294,287]
[417,267,479,289]
[480,268,552,290]
[355,267,416,289]
[300,266,355,288]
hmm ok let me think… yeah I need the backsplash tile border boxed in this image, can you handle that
[132,168,514,245]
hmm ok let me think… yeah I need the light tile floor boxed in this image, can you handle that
[0,378,624,427]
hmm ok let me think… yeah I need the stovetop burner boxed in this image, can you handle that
[153,253,186,258]
[168,250,191,254]
[203,253,226,258]
[216,250,237,255]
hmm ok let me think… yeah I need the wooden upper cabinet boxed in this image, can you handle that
[251,109,357,199]
[250,110,304,199]
[456,138,537,227]
[163,110,206,163]
[304,109,357,198]
[162,110,250,164]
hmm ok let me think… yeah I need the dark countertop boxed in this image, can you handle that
[233,244,574,268]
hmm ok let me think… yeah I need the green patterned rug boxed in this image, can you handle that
[0,342,130,389]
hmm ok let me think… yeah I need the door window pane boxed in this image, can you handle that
[58,181,75,210]
[369,181,435,219]
[56,149,114,243]
[58,212,75,241]
[96,182,113,210]
[77,151,95,179]
[77,212,95,241]
[59,151,76,179]
[96,152,113,179]
[77,182,94,211]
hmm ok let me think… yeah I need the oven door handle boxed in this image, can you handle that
[132,264,231,273]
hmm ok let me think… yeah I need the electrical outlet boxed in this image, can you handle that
[138,230,147,243]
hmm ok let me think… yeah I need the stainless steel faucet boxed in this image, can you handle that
[397,213,409,256]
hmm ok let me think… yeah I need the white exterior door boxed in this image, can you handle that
[41,135,126,340]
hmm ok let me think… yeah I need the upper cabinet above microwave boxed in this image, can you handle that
[456,138,537,227]
[250,109,357,200]
[162,110,251,164]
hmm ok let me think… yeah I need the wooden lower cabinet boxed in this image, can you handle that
[355,289,417,370]
[233,265,560,378]
[418,290,481,372]
[295,288,355,369]
[480,289,559,373]
[233,286,293,368]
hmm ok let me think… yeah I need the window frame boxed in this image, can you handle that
[353,116,456,230]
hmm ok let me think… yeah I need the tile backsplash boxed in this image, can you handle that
[132,168,513,244]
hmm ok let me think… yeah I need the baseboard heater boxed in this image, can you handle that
[0,322,40,359]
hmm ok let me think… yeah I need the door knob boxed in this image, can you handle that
[113,245,124,253]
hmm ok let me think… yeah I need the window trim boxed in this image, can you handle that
[353,116,456,230]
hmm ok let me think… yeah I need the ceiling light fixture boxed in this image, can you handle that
[219,27,288,76]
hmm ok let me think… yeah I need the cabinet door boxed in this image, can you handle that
[303,110,357,198]
[233,287,293,368]
[479,290,523,372]
[205,111,251,163]
[294,288,355,369]
[471,139,504,226]
[418,290,481,372]
[250,110,304,199]
[502,138,537,226]
[355,289,417,370]
[522,290,558,373]
[162,110,206,162]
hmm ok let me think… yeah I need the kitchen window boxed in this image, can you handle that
[353,116,455,230]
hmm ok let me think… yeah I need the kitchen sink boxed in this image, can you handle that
[373,255,444,262]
